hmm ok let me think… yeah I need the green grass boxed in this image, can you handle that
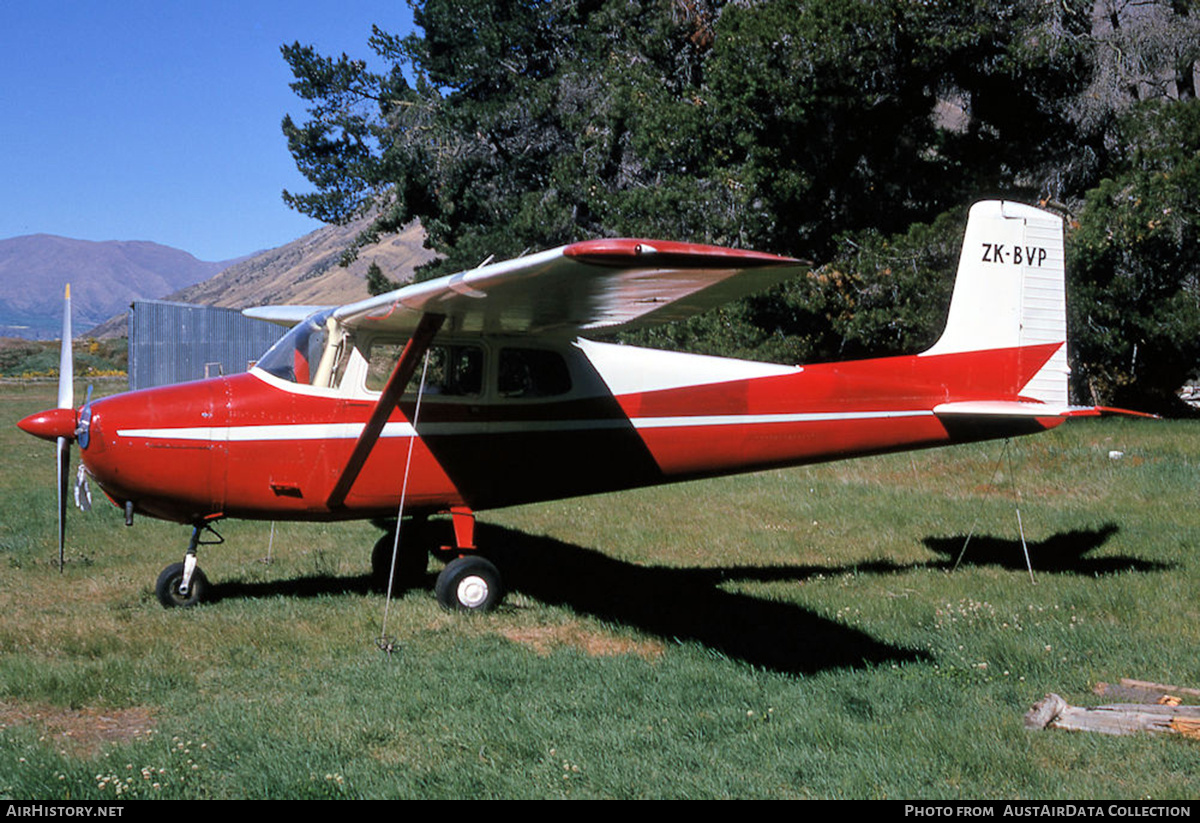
[1,381,1199,798]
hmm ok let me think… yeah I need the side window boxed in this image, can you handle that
[365,341,483,397]
[498,348,572,399]
[364,341,402,392]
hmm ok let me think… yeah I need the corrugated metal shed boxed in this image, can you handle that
[128,300,285,390]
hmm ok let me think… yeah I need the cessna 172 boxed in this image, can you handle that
[18,200,1133,611]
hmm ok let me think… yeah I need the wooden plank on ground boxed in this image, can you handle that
[1121,678,1200,698]
[1025,693,1200,738]
[1093,681,1176,704]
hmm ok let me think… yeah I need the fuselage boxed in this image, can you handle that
[70,333,1063,525]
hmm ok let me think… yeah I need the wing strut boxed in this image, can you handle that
[326,312,446,510]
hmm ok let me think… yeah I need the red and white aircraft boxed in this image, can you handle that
[19,201,1130,611]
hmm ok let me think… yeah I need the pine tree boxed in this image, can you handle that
[364,261,396,296]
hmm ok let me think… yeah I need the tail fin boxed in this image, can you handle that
[923,200,1069,406]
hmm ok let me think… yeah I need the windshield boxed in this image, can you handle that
[255,309,334,385]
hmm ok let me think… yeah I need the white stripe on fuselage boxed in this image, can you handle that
[115,409,935,443]
[631,410,932,428]
[117,422,417,441]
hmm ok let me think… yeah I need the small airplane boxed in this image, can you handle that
[18,200,1142,611]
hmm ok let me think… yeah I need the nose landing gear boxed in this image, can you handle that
[155,561,210,608]
[155,521,222,609]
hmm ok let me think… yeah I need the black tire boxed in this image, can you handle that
[155,562,209,608]
[434,555,504,612]
[371,532,429,595]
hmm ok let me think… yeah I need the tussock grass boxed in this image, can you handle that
[1,382,1198,798]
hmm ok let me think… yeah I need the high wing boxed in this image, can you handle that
[325,239,808,337]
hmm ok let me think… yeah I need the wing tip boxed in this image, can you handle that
[242,305,334,327]
[563,238,807,267]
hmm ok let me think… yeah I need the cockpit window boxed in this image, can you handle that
[255,310,333,385]
[366,341,483,397]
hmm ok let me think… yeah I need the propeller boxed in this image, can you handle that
[56,284,73,573]
[15,286,90,571]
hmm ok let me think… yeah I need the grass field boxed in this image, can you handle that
[1,380,1198,799]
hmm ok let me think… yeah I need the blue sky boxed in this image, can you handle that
[1,1,414,262]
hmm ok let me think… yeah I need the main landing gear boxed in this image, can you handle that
[372,507,506,612]
[155,521,222,608]
[435,555,504,612]
[152,512,506,612]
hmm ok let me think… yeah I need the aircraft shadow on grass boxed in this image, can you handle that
[920,524,1173,575]
[475,525,929,676]
[213,523,928,676]
[209,522,1168,676]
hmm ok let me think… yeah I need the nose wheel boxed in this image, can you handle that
[155,521,221,608]
[155,561,209,608]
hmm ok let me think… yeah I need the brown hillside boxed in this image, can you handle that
[89,217,437,337]
[173,218,435,308]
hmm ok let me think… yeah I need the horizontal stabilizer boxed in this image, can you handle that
[935,401,1158,419]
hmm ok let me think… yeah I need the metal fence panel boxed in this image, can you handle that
[128,301,285,390]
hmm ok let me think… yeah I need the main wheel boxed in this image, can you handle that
[435,555,504,612]
[371,532,430,594]
[155,562,209,608]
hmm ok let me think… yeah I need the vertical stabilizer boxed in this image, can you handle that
[923,200,1069,405]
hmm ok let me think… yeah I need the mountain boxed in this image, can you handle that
[169,216,435,310]
[82,216,436,339]
[0,235,233,338]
